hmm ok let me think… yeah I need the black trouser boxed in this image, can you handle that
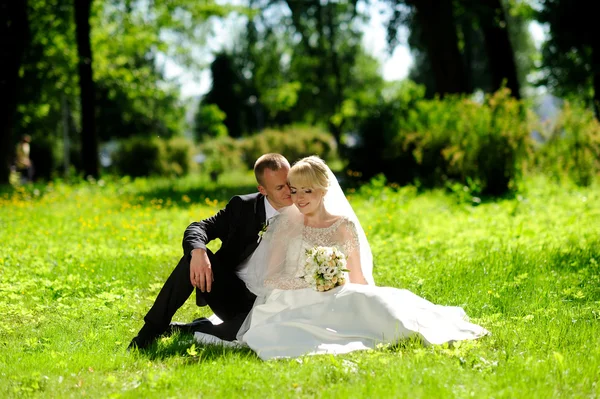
[143,250,256,339]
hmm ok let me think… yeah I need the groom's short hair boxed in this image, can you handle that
[254,153,290,185]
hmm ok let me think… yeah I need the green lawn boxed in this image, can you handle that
[1,173,599,398]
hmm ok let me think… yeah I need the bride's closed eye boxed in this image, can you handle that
[290,189,312,194]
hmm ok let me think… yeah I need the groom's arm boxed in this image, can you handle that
[182,196,243,256]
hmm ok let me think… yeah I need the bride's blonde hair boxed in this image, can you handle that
[288,156,330,193]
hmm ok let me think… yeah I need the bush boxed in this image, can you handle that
[164,137,194,176]
[346,80,426,182]
[384,88,532,195]
[197,125,338,181]
[534,102,600,186]
[241,125,337,169]
[198,136,245,181]
[194,104,228,142]
[113,136,194,177]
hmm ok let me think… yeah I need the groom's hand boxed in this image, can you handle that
[190,248,213,292]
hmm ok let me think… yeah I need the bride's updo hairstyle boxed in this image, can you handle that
[288,156,330,194]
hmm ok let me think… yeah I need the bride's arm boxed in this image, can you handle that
[338,219,368,285]
[346,247,368,284]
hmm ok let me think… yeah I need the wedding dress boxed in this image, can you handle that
[233,215,489,360]
[194,167,488,360]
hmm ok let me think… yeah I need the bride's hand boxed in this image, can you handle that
[190,248,214,292]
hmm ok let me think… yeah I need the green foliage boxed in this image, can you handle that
[233,0,384,141]
[537,0,597,109]
[240,126,338,169]
[261,82,302,117]
[164,137,195,177]
[534,102,600,186]
[197,126,338,180]
[1,176,600,397]
[113,136,194,178]
[202,52,250,138]
[113,136,164,177]
[198,136,245,181]
[13,0,234,161]
[15,0,79,156]
[396,0,536,97]
[346,80,427,181]
[349,85,532,195]
[194,104,229,142]
[394,88,532,195]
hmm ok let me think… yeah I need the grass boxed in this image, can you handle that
[1,172,599,398]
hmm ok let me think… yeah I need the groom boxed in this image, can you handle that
[129,153,292,349]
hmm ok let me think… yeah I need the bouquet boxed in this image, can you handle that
[302,246,349,292]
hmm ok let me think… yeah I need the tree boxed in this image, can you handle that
[208,0,383,143]
[387,0,532,98]
[202,52,247,138]
[74,0,99,178]
[0,0,30,184]
[283,0,367,143]
[472,0,521,98]
[538,0,599,119]
[241,0,382,144]
[405,0,469,95]
[5,0,235,179]
[194,104,228,142]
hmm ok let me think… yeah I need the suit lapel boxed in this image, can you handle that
[237,194,266,264]
[254,194,266,228]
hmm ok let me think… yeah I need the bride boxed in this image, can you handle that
[195,156,489,360]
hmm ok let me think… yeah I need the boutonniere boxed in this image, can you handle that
[257,222,269,243]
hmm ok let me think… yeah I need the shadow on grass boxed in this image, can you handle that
[137,332,258,362]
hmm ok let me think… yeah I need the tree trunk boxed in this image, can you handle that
[476,0,521,99]
[74,0,98,178]
[408,0,469,95]
[0,0,29,184]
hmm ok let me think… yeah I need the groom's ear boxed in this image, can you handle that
[257,185,267,196]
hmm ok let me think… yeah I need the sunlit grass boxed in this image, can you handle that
[0,174,599,397]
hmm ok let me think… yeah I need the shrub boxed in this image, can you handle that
[164,137,194,176]
[194,104,228,142]
[113,136,194,177]
[346,80,426,182]
[386,88,532,195]
[534,102,600,186]
[113,136,164,177]
[198,136,245,181]
[241,125,337,168]
[197,126,338,181]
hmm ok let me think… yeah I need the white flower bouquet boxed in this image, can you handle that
[302,246,349,292]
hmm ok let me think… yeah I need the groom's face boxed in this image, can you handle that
[258,167,292,210]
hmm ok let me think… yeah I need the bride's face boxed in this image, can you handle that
[289,184,324,215]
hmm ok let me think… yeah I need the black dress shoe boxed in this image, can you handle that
[127,324,165,351]
[169,317,213,334]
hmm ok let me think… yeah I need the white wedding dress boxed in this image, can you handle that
[194,215,489,360]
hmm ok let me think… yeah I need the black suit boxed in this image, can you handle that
[142,193,266,338]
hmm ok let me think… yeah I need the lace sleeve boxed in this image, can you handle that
[336,218,367,284]
[337,217,360,255]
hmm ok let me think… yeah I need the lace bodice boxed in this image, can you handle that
[265,216,359,290]
[302,217,359,255]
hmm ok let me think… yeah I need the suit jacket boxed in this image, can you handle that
[183,193,267,270]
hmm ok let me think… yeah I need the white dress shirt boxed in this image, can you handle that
[236,196,278,286]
